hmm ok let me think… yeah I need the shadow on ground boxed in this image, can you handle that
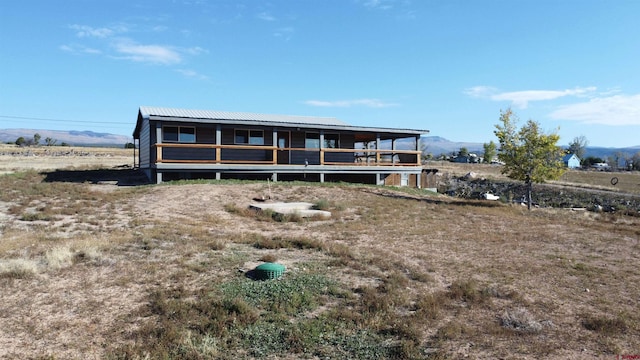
[42,167,150,186]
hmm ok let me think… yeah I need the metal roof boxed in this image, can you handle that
[139,106,349,126]
[135,106,429,137]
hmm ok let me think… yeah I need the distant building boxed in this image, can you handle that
[563,153,581,169]
[591,162,610,171]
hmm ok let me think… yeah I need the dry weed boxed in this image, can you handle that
[498,307,545,333]
[0,258,39,279]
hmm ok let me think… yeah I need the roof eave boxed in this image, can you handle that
[146,114,428,136]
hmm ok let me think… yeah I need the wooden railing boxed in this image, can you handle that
[154,143,421,166]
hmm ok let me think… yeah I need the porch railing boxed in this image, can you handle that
[154,143,421,166]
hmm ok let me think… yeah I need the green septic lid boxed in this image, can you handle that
[254,262,286,280]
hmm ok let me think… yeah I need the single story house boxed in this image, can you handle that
[133,106,429,186]
[563,153,581,169]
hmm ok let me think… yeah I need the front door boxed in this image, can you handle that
[277,132,290,164]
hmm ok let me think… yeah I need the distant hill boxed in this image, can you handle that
[0,129,131,146]
[420,136,640,159]
[421,136,484,156]
[582,146,640,160]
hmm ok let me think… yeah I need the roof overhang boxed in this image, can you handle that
[133,106,429,139]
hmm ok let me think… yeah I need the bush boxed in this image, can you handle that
[499,307,543,333]
[582,314,628,335]
[0,258,39,279]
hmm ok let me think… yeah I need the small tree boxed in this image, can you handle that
[33,133,41,146]
[567,135,588,160]
[483,141,497,163]
[15,137,26,146]
[632,152,640,171]
[582,156,605,167]
[494,108,566,210]
[457,147,469,157]
[45,137,57,146]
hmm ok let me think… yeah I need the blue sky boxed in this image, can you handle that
[1,0,639,148]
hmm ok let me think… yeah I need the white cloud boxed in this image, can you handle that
[112,40,182,65]
[64,23,206,67]
[59,44,102,54]
[465,85,597,108]
[304,98,399,108]
[361,0,395,10]
[549,94,640,126]
[175,68,209,80]
[464,86,498,98]
[257,12,276,21]
[184,46,207,55]
[69,24,117,38]
[274,27,294,40]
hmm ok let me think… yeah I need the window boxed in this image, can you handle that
[324,133,340,148]
[305,132,320,149]
[163,126,195,143]
[235,129,264,145]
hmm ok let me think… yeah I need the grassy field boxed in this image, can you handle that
[0,153,639,359]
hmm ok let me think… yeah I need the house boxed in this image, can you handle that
[563,153,581,169]
[132,106,428,186]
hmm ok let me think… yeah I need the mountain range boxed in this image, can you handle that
[0,129,131,147]
[1,129,638,159]
[421,136,640,160]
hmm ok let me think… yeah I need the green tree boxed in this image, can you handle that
[124,142,135,149]
[632,152,640,171]
[457,147,469,157]
[567,135,588,161]
[494,108,566,210]
[483,141,497,163]
[45,137,57,146]
[15,137,26,146]
[33,133,41,146]
[582,156,605,167]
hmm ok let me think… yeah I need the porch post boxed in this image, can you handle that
[392,138,396,165]
[272,130,278,164]
[416,135,421,165]
[156,123,163,162]
[215,125,221,163]
[320,173,325,183]
[376,134,381,164]
[319,131,325,165]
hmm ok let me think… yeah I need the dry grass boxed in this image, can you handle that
[559,169,640,194]
[0,158,639,359]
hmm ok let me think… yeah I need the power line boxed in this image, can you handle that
[0,115,130,125]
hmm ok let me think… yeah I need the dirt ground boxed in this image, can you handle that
[1,147,639,359]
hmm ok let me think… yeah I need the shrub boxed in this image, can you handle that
[259,254,278,263]
[19,212,52,222]
[45,246,75,270]
[0,258,39,279]
[448,279,491,305]
[582,314,628,335]
[499,307,543,333]
[312,199,330,211]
